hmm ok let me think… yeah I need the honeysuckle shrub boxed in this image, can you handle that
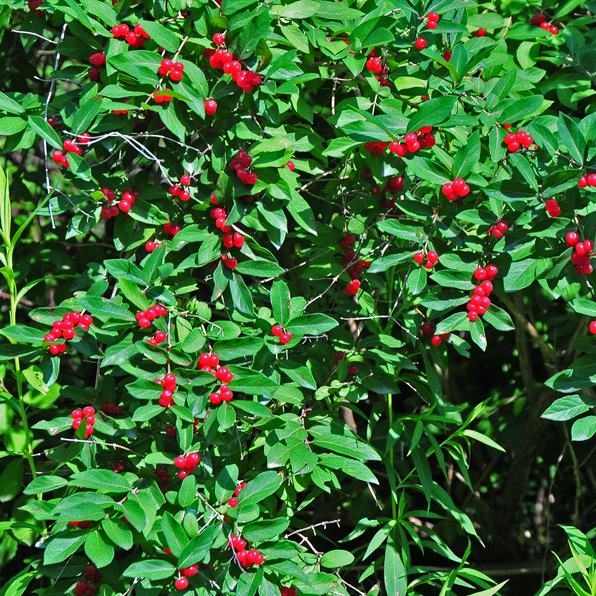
[0,0,596,595]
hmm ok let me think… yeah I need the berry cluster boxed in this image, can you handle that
[174,451,201,480]
[100,188,139,219]
[414,250,439,269]
[44,311,93,355]
[271,325,293,345]
[157,373,177,408]
[378,176,405,209]
[545,199,561,217]
[338,234,372,295]
[158,58,185,82]
[111,23,150,47]
[100,402,122,416]
[529,13,558,34]
[169,174,192,202]
[136,303,168,329]
[229,150,257,185]
[112,461,125,473]
[566,233,594,275]
[151,467,172,488]
[223,231,245,250]
[578,174,596,188]
[504,129,534,152]
[364,50,391,86]
[228,535,264,566]
[228,482,247,507]
[466,265,498,321]
[72,563,102,596]
[420,322,436,337]
[197,353,235,383]
[205,42,263,92]
[332,351,346,366]
[365,56,383,74]
[489,219,509,239]
[426,12,440,28]
[431,332,450,346]
[363,141,387,156]
[441,177,470,201]
[71,406,95,439]
[389,128,435,155]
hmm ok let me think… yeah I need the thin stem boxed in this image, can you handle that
[388,392,397,520]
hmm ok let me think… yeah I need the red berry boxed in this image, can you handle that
[280,332,292,345]
[590,321,596,334]
[415,38,428,50]
[347,364,358,375]
[474,267,487,280]
[205,99,217,115]
[431,336,442,346]
[175,578,189,590]
[169,70,183,82]
[272,325,283,336]
[228,497,238,507]
[213,33,225,45]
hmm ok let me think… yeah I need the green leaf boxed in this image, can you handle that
[70,470,132,493]
[503,259,537,292]
[235,7,270,60]
[77,296,136,322]
[215,464,239,503]
[243,518,291,542]
[28,116,62,150]
[235,259,284,277]
[558,113,585,164]
[287,194,317,235]
[571,416,596,441]
[212,337,264,359]
[24,475,68,495]
[320,549,355,568]
[84,530,115,568]
[122,559,176,581]
[452,130,481,179]
[542,395,596,422]
[102,518,133,550]
[279,360,316,390]
[161,512,189,557]
[406,96,458,133]
[237,471,283,506]
[139,20,179,52]
[71,98,101,135]
[287,314,337,334]
[105,259,149,285]
[406,156,451,185]
[177,526,215,568]
[270,0,321,18]
[499,96,544,123]
[44,532,87,565]
[229,273,255,318]
[384,531,407,596]
[570,299,596,317]
[271,280,291,326]
[462,429,505,452]
[470,581,509,596]
[0,567,35,596]
[482,305,515,331]
[0,458,23,503]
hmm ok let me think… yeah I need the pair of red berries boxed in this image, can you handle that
[442,177,470,201]
[164,222,181,237]
[504,129,534,152]
[70,520,92,529]
[389,127,436,155]
[332,351,346,366]
[136,303,167,329]
[529,13,558,34]
[272,325,293,345]
[100,402,122,416]
[209,383,234,405]
[489,220,509,239]
[145,240,161,252]
[426,12,440,28]
[229,151,258,185]
[147,331,167,346]
[474,264,498,282]
[112,461,125,473]
[221,255,238,269]
[567,234,594,275]
[174,451,201,480]
[157,373,177,408]
[545,199,561,218]
[71,406,95,439]
[414,250,439,269]
[228,535,264,566]
[365,56,384,74]
[158,58,184,82]
[154,88,173,103]
[89,53,106,67]
[73,580,98,596]
[28,0,43,15]
[228,481,247,507]
[578,174,596,188]
[431,333,450,346]
[45,311,93,354]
